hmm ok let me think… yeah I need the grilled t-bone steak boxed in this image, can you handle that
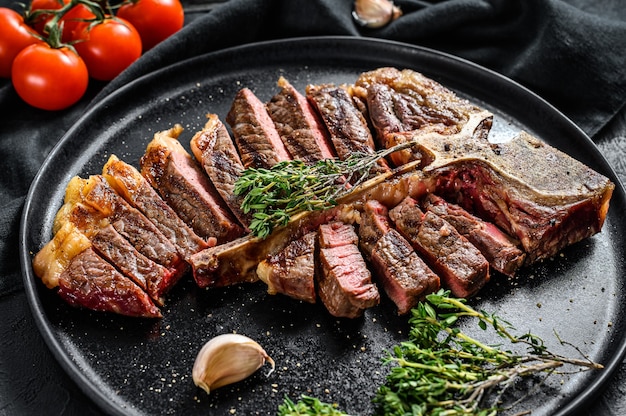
[140,125,244,244]
[226,87,292,169]
[256,231,317,304]
[306,83,390,176]
[103,155,209,261]
[353,67,493,166]
[389,196,490,298]
[422,194,526,277]
[359,200,440,315]
[266,77,335,163]
[317,222,380,318]
[190,114,252,227]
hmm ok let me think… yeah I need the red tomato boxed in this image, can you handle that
[117,0,184,51]
[11,43,88,110]
[74,17,142,81]
[28,0,95,42]
[0,7,41,78]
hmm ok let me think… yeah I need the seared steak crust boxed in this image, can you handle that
[371,229,440,315]
[266,77,335,163]
[140,125,244,244]
[58,247,162,318]
[103,155,209,261]
[390,197,490,298]
[317,222,380,318]
[257,231,317,303]
[422,194,525,276]
[226,87,291,168]
[190,114,252,227]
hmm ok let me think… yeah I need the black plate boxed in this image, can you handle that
[20,37,626,416]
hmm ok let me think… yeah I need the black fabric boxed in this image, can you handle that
[0,0,625,414]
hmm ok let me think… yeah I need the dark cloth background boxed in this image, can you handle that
[1,0,625,414]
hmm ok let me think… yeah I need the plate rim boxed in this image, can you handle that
[19,36,626,416]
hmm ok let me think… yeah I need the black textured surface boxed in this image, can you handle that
[18,38,626,416]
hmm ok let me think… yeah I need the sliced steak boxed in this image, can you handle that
[189,114,252,227]
[58,247,162,318]
[353,67,493,166]
[306,83,389,176]
[91,224,173,305]
[371,229,440,315]
[357,199,392,260]
[226,87,291,168]
[103,155,209,261]
[389,197,490,298]
[266,77,335,163]
[66,175,187,280]
[422,194,526,277]
[317,222,379,318]
[257,231,317,304]
[140,125,244,244]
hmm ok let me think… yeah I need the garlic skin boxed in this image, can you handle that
[192,333,275,394]
[353,0,402,29]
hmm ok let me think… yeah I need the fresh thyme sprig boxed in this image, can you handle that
[234,141,417,238]
[374,290,603,416]
[277,395,350,416]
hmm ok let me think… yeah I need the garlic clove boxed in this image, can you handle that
[353,0,402,29]
[192,333,275,394]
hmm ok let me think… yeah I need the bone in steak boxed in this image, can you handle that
[266,77,336,163]
[257,231,317,304]
[140,125,244,244]
[390,197,490,298]
[357,199,392,260]
[317,222,380,318]
[226,87,292,169]
[103,155,209,261]
[189,114,252,228]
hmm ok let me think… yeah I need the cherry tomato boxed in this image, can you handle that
[74,17,142,81]
[12,42,88,110]
[0,7,41,78]
[28,0,95,42]
[117,0,184,51]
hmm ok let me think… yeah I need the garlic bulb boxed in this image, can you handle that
[353,0,402,29]
[192,333,275,394]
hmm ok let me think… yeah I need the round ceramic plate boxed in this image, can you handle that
[20,37,626,416]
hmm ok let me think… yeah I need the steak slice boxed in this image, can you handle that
[306,83,389,176]
[103,155,209,261]
[189,114,252,227]
[414,130,615,263]
[140,125,244,244]
[65,175,186,281]
[226,87,291,169]
[257,231,317,304]
[58,247,162,318]
[317,222,380,318]
[422,194,526,277]
[357,199,392,260]
[390,197,490,298]
[371,229,440,315]
[266,77,335,163]
[353,67,493,166]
